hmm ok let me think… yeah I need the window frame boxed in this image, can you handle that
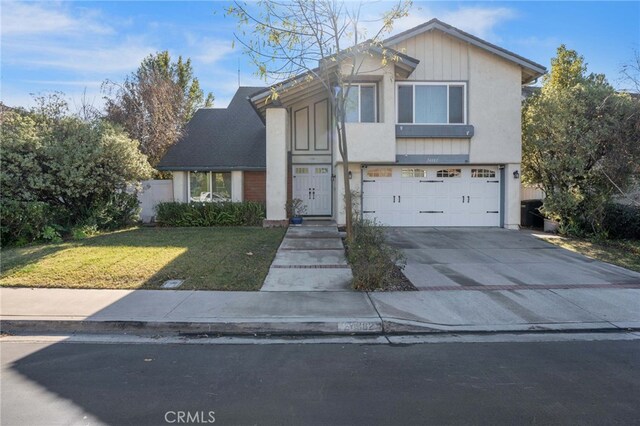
[396,81,467,125]
[187,171,232,203]
[345,83,378,123]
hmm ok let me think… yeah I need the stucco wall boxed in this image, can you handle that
[231,171,244,202]
[334,163,362,226]
[172,171,188,202]
[339,55,397,163]
[467,47,522,164]
[265,108,289,220]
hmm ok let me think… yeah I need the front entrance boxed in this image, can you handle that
[293,165,332,216]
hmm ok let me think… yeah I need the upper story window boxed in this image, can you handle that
[345,83,377,123]
[397,82,466,124]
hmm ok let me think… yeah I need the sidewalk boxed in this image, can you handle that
[2,286,639,335]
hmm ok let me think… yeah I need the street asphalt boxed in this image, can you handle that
[2,337,639,425]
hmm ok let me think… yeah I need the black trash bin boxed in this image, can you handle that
[521,199,544,228]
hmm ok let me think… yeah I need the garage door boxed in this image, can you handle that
[362,166,501,227]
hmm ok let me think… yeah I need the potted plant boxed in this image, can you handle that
[285,198,307,225]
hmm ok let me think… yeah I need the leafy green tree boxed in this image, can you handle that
[103,51,214,167]
[522,45,640,235]
[228,0,410,238]
[1,97,153,235]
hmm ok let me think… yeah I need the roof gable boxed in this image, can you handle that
[157,86,267,171]
[384,18,546,83]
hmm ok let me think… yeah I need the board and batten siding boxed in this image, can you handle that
[391,30,469,81]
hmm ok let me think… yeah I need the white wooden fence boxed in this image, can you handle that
[138,180,174,223]
[521,184,545,201]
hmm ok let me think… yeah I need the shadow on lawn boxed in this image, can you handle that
[0,227,285,291]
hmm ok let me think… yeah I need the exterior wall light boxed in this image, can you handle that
[348,171,353,179]
[513,170,520,179]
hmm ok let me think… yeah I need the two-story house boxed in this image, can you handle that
[158,19,546,229]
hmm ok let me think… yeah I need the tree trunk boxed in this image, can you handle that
[338,119,353,240]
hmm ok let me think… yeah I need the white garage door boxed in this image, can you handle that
[362,166,501,227]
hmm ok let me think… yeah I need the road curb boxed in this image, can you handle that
[381,318,640,334]
[0,318,383,336]
[4,317,639,337]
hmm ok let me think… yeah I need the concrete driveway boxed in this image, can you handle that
[385,228,640,290]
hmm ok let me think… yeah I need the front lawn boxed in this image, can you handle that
[538,235,640,273]
[0,227,285,290]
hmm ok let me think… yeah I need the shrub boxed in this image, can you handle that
[0,200,66,246]
[603,203,640,239]
[155,202,266,227]
[346,219,406,291]
[1,104,152,241]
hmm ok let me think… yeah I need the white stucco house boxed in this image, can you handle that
[159,19,546,229]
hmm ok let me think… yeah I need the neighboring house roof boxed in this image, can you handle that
[157,86,266,171]
[522,86,541,99]
[384,18,547,84]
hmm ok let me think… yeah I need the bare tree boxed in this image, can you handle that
[228,0,410,238]
[620,48,640,93]
[103,51,214,168]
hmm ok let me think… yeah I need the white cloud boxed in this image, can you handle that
[193,38,235,64]
[0,1,112,36]
[362,4,517,42]
[6,37,157,73]
[21,80,104,88]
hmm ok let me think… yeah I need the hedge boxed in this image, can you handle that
[155,201,265,227]
[603,203,640,239]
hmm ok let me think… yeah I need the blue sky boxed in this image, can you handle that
[1,1,639,110]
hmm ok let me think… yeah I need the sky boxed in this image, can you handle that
[1,1,639,110]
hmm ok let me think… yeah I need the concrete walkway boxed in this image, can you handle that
[2,287,639,336]
[261,220,353,291]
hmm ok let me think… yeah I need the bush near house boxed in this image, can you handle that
[155,201,266,227]
[0,95,153,247]
[346,220,414,291]
[602,203,640,239]
[522,46,640,237]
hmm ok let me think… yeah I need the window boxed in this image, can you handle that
[436,168,461,178]
[189,171,210,202]
[397,83,466,124]
[189,172,231,202]
[212,173,231,200]
[367,168,392,178]
[401,168,427,178]
[471,168,496,178]
[295,167,309,174]
[345,84,376,123]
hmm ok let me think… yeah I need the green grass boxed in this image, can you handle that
[539,235,640,273]
[0,227,286,290]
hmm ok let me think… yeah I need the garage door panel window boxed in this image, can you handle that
[397,82,466,124]
[401,168,428,178]
[471,168,496,178]
[436,168,462,178]
[366,168,392,178]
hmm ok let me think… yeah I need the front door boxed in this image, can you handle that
[293,165,332,216]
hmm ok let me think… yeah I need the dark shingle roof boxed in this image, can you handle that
[157,86,266,171]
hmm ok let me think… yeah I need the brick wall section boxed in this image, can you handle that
[243,171,266,203]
